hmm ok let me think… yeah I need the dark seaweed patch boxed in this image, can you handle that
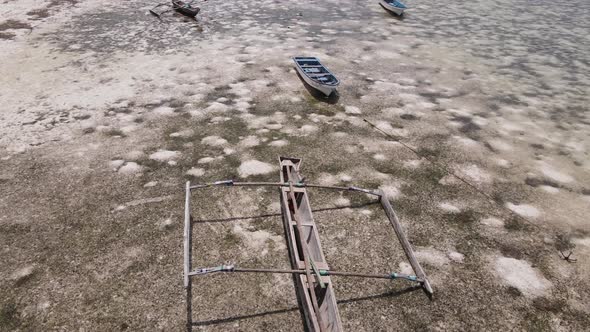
[506,286,521,297]
[27,8,51,19]
[554,233,574,252]
[504,217,530,232]
[499,242,525,259]
[400,114,418,120]
[532,297,566,313]
[0,32,15,40]
[459,122,481,134]
[524,177,559,188]
[0,20,32,31]
[0,301,19,329]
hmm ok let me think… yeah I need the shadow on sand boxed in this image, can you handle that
[295,71,340,104]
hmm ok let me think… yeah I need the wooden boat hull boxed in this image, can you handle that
[172,0,200,17]
[380,0,406,15]
[279,157,343,332]
[295,67,337,96]
[293,57,339,97]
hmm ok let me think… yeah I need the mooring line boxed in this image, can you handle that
[362,118,539,229]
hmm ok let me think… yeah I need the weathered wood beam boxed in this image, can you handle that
[184,181,192,287]
[380,191,433,296]
[287,175,324,330]
[184,181,193,331]
[189,181,380,196]
[188,265,424,283]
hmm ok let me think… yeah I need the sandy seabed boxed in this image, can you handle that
[1,0,589,330]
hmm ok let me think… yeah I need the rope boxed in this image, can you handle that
[362,118,540,229]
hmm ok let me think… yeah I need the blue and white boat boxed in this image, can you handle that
[379,0,407,16]
[293,57,340,97]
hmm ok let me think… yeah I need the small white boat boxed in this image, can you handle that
[379,0,407,16]
[293,57,340,97]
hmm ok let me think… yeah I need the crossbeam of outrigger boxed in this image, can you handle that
[189,179,379,196]
[183,156,433,332]
[189,264,425,283]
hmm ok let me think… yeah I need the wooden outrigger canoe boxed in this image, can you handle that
[183,157,433,331]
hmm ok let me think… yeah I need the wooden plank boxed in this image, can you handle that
[184,181,193,331]
[280,188,321,332]
[379,191,434,295]
[287,176,324,330]
[319,283,342,332]
[184,181,192,288]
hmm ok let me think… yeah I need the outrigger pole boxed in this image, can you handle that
[380,192,434,295]
[189,180,379,196]
[183,181,192,331]
[183,156,433,332]
[189,264,424,283]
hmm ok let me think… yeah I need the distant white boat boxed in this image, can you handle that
[380,0,407,16]
[293,57,340,97]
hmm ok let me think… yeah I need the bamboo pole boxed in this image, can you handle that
[184,181,192,288]
[379,191,433,296]
[184,181,193,330]
[189,181,380,196]
[188,266,424,283]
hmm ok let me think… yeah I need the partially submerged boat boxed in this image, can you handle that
[172,0,200,18]
[293,57,340,97]
[379,0,407,16]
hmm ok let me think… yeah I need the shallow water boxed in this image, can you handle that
[52,0,590,98]
[5,0,589,194]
